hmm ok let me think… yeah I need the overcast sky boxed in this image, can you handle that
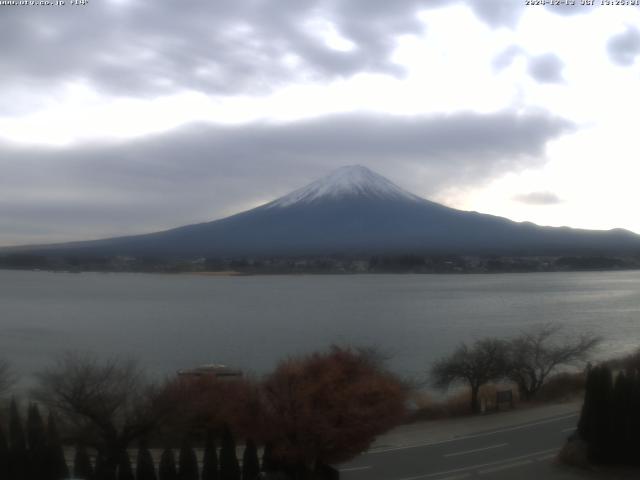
[2,0,640,246]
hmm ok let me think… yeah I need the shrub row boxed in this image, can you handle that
[0,404,261,480]
[577,365,640,465]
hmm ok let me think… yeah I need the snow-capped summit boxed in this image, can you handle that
[268,165,419,208]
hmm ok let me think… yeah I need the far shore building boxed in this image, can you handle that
[177,363,243,380]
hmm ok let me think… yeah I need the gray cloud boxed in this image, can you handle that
[492,45,525,70]
[0,0,421,102]
[607,26,640,66]
[527,53,565,84]
[513,191,562,205]
[0,111,573,246]
[466,0,522,28]
[493,47,565,84]
[0,1,586,106]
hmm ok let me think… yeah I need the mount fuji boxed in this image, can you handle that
[9,165,640,257]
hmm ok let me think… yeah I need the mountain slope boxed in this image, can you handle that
[7,165,640,257]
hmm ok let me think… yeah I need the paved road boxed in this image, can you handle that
[339,412,580,480]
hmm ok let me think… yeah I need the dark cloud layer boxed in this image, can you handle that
[0,111,573,246]
[0,0,421,100]
[607,26,640,66]
[0,1,584,105]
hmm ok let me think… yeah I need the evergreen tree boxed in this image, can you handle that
[178,438,198,480]
[0,424,10,480]
[578,366,615,464]
[136,441,157,480]
[241,439,260,480]
[117,450,135,480]
[578,366,640,466]
[611,371,633,463]
[27,404,48,480]
[46,412,70,480]
[73,445,94,480]
[219,425,240,480]
[629,370,640,466]
[9,398,28,480]
[94,453,107,480]
[158,448,178,480]
[261,443,276,474]
[592,366,614,464]
[27,404,46,451]
[201,431,219,480]
[578,366,599,443]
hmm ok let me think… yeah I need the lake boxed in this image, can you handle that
[1,269,639,386]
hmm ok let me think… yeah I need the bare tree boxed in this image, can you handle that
[506,323,601,400]
[158,374,263,440]
[431,338,509,413]
[33,352,171,477]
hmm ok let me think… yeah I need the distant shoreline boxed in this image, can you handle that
[189,270,247,276]
[2,252,640,276]
[2,266,640,277]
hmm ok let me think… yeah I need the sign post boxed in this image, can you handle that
[496,389,514,411]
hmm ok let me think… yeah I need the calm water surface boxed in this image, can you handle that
[1,270,639,383]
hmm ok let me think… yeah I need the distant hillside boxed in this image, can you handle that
[3,165,640,258]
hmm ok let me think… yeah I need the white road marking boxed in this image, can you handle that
[443,443,508,458]
[536,453,557,461]
[367,413,578,454]
[339,466,372,472]
[393,448,557,480]
[436,474,471,480]
[478,459,532,474]
[561,427,576,433]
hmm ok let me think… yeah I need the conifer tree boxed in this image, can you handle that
[27,404,47,480]
[241,439,260,480]
[219,426,240,480]
[629,370,640,466]
[94,453,108,480]
[178,438,198,480]
[592,366,614,463]
[578,366,597,442]
[46,412,70,480]
[201,430,219,480]
[9,398,28,480]
[136,441,157,480]
[261,443,276,474]
[578,366,640,465]
[578,366,615,464]
[117,450,135,480]
[612,371,634,463]
[73,445,94,480]
[0,424,10,480]
[159,448,178,480]
[27,404,46,451]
